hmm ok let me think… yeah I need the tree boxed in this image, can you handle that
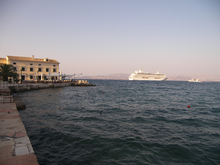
[0,63,19,81]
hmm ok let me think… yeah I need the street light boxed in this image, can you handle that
[20,68,22,84]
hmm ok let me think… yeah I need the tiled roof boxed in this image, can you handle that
[6,56,60,64]
[0,58,6,63]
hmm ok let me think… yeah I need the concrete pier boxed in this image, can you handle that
[0,84,39,165]
[0,103,39,165]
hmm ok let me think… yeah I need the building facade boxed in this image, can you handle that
[0,55,60,81]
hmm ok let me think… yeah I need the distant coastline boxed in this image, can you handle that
[80,73,220,82]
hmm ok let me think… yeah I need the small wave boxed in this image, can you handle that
[19,81,220,164]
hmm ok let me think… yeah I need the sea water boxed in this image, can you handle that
[19,80,220,165]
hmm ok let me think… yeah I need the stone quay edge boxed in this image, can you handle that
[0,102,39,165]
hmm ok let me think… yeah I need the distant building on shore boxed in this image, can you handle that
[0,55,61,81]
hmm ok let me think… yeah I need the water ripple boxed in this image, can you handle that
[19,80,220,165]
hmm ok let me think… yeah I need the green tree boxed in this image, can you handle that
[0,63,19,81]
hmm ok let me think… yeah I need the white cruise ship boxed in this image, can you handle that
[188,78,201,82]
[129,69,167,81]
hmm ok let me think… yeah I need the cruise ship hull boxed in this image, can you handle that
[129,77,167,81]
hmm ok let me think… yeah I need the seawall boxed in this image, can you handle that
[8,81,96,93]
[9,82,72,93]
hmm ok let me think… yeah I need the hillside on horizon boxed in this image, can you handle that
[80,73,220,82]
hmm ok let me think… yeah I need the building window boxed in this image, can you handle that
[30,75,33,79]
[38,68,41,72]
[30,68,33,72]
[53,69,56,72]
[30,63,33,65]
[53,65,56,67]
[22,67,25,71]
[38,64,41,66]
[21,75,25,81]
[13,62,16,65]
[46,68,49,72]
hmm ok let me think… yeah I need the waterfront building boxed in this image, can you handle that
[0,55,60,81]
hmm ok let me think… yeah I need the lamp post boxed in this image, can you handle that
[20,68,22,84]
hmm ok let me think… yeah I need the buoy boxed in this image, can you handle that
[187,105,190,108]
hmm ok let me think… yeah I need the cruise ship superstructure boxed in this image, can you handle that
[129,69,167,81]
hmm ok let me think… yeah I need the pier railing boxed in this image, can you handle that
[0,81,14,103]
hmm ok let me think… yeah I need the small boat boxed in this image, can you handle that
[188,78,201,82]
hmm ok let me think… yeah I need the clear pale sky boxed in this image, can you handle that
[1,0,220,76]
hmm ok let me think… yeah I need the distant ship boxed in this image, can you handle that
[188,78,201,82]
[129,69,167,81]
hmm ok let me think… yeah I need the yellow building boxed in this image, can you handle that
[0,55,60,81]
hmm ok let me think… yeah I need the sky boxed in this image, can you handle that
[0,0,220,76]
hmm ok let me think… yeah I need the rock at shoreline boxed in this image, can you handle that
[14,97,26,110]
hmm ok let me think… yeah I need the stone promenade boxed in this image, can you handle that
[0,102,39,165]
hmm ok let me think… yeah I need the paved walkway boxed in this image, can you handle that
[0,102,39,164]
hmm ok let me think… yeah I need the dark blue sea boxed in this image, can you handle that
[19,80,220,165]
